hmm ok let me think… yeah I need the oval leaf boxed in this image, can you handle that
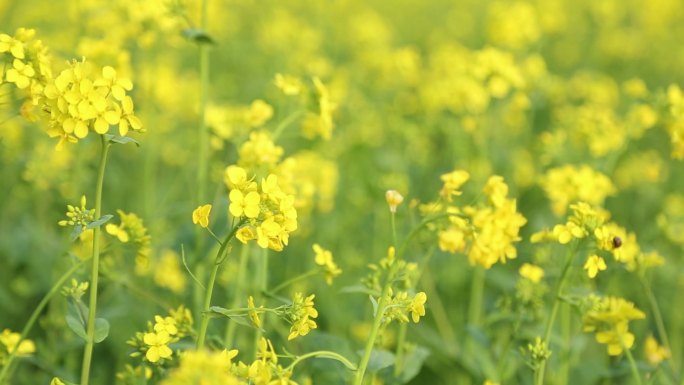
[94,318,110,343]
[66,314,87,341]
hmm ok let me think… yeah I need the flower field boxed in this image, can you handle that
[2,0,684,384]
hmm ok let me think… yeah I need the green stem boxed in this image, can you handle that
[196,0,210,205]
[558,303,571,385]
[390,211,398,248]
[272,110,304,141]
[286,350,357,372]
[253,247,268,357]
[397,212,461,258]
[0,261,85,384]
[639,275,677,374]
[225,244,250,347]
[535,240,581,385]
[353,263,400,385]
[624,344,644,385]
[196,222,243,349]
[468,266,485,327]
[80,136,111,385]
[394,323,408,377]
[270,270,319,294]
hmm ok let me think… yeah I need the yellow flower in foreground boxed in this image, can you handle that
[160,349,240,385]
[519,263,544,283]
[484,380,500,385]
[192,204,212,228]
[408,292,427,323]
[143,331,172,363]
[229,190,260,219]
[583,255,607,278]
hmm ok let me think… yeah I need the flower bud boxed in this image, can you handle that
[385,190,404,213]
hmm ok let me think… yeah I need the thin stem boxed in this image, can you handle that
[397,212,461,258]
[269,270,319,294]
[535,240,581,385]
[225,244,250,347]
[390,211,398,248]
[196,0,210,205]
[467,266,485,327]
[286,350,357,371]
[196,222,244,349]
[272,110,304,141]
[253,248,268,358]
[624,345,644,385]
[0,261,85,384]
[639,275,677,375]
[353,263,401,385]
[80,136,111,385]
[394,323,408,377]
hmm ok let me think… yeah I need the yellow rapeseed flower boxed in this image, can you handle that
[192,204,212,228]
[583,255,607,278]
[143,331,172,363]
[408,292,427,323]
[519,263,544,283]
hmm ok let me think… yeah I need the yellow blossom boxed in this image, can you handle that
[143,331,172,363]
[153,315,178,336]
[583,255,607,278]
[408,292,427,323]
[440,169,470,201]
[0,329,36,356]
[519,263,544,283]
[385,190,404,213]
[229,190,261,219]
[644,336,670,366]
[192,204,212,228]
[313,243,342,285]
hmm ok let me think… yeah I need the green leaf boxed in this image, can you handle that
[182,29,216,45]
[207,306,258,329]
[69,224,84,241]
[105,134,140,146]
[398,346,430,383]
[359,349,395,372]
[85,215,113,230]
[66,314,87,341]
[94,318,110,343]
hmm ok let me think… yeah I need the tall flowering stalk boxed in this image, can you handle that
[193,166,298,349]
[41,60,142,385]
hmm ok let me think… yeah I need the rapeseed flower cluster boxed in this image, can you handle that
[582,296,645,356]
[286,293,318,340]
[0,28,52,117]
[312,244,342,285]
[0,329,35,366]
[437,172,527,269]
[42,60,142,149]
[127,307,194,365]
[225,166,298,252]
[160,349,240,385]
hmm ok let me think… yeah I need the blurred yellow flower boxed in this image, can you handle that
[583,255,607,278]
[192,204,212,228]
[519,263,544,283]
